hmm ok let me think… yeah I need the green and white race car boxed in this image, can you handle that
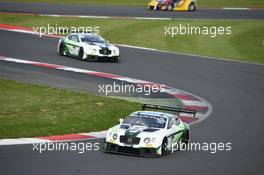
[58,33,120,63]
[104,104,196,157]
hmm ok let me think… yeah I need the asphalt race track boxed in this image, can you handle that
[0,2,264,175]
[0,28,264,175]
[0,2,264,19]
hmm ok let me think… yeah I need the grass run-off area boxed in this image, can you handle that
[0,14,263,64]
[0,0,264,8]
[0,79,141,139]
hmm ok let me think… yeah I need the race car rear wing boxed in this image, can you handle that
[142,104,196,118]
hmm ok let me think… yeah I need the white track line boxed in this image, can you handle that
[0,138,49,146]
[39,14,172,20]
[222,7,250,10]
[115,44,264,66]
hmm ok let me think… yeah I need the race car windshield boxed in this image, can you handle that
[81,35,106,43]
[123,115,167,129]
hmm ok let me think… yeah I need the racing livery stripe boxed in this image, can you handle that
[64,42,80,48]
[125,130,141,138]
[167,130,184,138]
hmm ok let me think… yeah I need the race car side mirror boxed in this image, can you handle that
[119,118,124,124]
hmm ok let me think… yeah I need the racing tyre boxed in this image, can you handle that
[59,42,65,56]
[78,47,85,60]
[161,138,169,155]
[148,6,154,10]
[188,3,196,11]
[180,130,190,149]
[103,140,109,152]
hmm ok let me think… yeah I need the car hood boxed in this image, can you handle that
[117,125,161,137]
[84,42,113,48]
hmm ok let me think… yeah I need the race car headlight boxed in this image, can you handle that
[113,49,119,56]
[151,137,156,142]
[144,137,151,144]
[91,48,97,54]
[108,131,113,137]
[113,134,118,140]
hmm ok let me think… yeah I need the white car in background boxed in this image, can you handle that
[58,33,120,63]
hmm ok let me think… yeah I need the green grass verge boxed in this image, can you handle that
[1,14,263,64]
[0,0,264,8]
[0,79,141,139]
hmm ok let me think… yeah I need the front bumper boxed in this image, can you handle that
[103,142,160,158]
[86,55,119,62]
